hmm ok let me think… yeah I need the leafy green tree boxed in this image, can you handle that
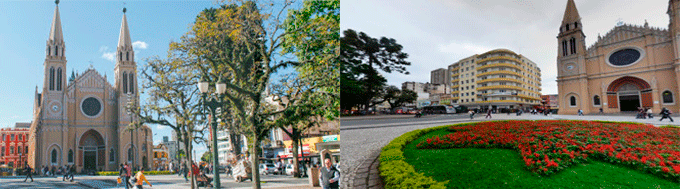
[201,151,213,163]
[171,1,339,188]
[280,0,339,177]
[135,54,206,189]
[340,29,410,112]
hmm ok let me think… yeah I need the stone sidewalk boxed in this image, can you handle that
[341,113,680,189]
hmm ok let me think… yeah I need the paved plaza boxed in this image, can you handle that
[339,113,680,188]
[0,174,316,189]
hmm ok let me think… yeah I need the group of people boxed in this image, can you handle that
[636,107,654,119]
[20,163,74,183]
[118,162,152,189]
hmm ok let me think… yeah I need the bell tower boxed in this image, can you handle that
[114,7,138,124]
[42,0,67,118]
[557,0,590,114]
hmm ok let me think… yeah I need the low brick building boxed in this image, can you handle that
[0,123,30,167]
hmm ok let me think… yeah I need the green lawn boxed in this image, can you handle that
[403,129,679,188]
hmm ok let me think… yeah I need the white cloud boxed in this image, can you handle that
[156,125,167,130]
[102,52,115,62]
[99,46,115,62]
[341,0,669,95]
[132,41,148,49]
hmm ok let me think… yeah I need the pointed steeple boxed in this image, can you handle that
[562,0,581,25]
[118,8,132,49]
[49,0,63,43]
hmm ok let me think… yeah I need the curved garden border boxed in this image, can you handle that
[379,120,680,188]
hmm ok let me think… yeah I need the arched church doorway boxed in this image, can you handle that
[606,76,652,112]
[79,130,105,173]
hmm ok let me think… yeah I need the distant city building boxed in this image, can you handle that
[430,68,448,85]
[541,94,559,111]
[401,82,430,108]
[153,143,169,170]
[447,49,542,111]
[0,123,30,167]
[556,0,680,114]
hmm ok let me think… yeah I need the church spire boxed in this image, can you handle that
[117,8,132,49]
[49,0,63,44]
[562,0,581,25]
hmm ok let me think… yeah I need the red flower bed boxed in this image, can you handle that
[416,120,680,180]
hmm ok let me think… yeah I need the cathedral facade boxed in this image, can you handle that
[26,2,153,172]
[557,0,680,114]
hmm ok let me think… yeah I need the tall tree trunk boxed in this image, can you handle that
[183,132,196,189]
[291,132,300,178]
[230,133,242,156]
[251,134,261,189]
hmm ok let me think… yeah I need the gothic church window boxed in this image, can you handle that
[570,96,577,107]
[57,68,62,91]
[119,52,123,61]
[663,91,674,104]
[51,149,57,164]
[47,46,50,56]
[68,150,73,163]
[110,149,115,162]
[126,52,129,61]
[593,95,601,106]
[562,40,567,56]
[129,73,134,94]
[49,67,55,90]
[128,148,133,162]
[570,38,576,54]
[123,72,128,94]
[55,46,58,56]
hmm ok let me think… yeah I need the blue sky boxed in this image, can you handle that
[0,0,272,158]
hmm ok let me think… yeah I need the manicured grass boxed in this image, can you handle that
[403,128,679,188]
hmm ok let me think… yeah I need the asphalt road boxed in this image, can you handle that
[340,113,474,130]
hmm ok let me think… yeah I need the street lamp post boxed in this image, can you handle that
[127,92,136,170]
[198,76,226,189]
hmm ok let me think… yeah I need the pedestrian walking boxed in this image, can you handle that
[468,110,474,119]
[660,107,674,122]
[23,163,33,182]
[133,169,152,189]
[647,108,654,119]
[599,107,604,114]
[577,109,584,116]
[485,109,492,119]
[68,164,75,182]
[318,158,340,189]
[62,165,69,181]
[183,163,189,182]
[119,164,130,189]
[125,163,133,188]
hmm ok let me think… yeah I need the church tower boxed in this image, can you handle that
[42,0,67,112]
[114,7,138,124]
[41,0,68,125]
[557,0,589,114]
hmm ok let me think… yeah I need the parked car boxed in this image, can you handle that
[284,164,306,175]
[259,163,277,175]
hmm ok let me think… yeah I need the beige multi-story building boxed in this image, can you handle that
[430,68,448,85]
[27,2,153,173]
[557,0,680,114]
[447,49,542,111]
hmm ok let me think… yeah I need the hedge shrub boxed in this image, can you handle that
[379,124,455,189]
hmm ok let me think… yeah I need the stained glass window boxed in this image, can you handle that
[82,97,101,117]
[609,49,641,66]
